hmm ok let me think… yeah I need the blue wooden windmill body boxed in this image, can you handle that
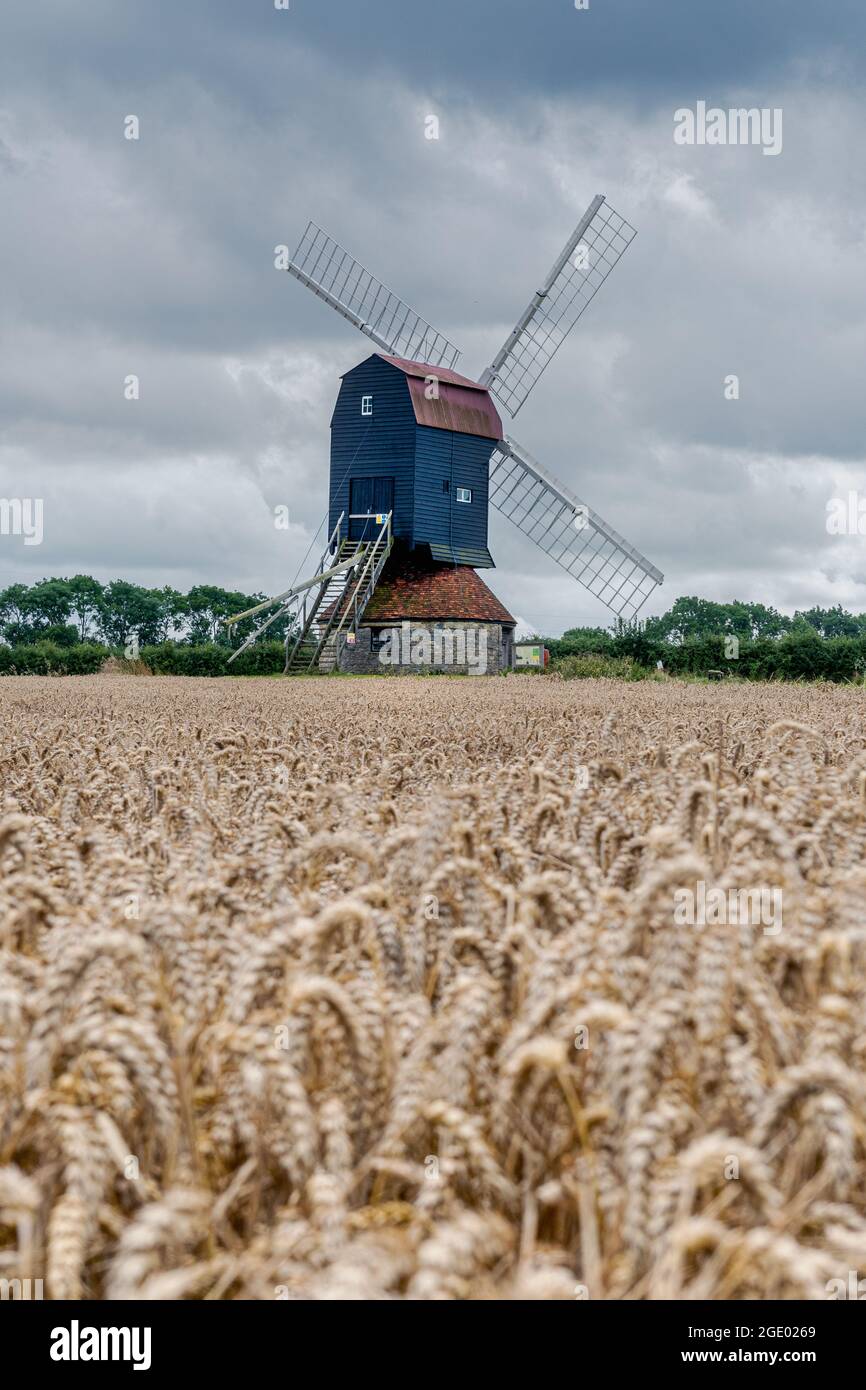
[329,353,503,568]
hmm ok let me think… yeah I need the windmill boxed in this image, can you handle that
[227,195,663,673]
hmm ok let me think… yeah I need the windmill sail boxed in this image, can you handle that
[287,222,462,370]
[480,196,637,417]
[488,437,662,620]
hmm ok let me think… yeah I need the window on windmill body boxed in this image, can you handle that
[361,395,373,417]
[456,486,472,504]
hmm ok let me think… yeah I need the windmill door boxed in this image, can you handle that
[349,477,394,541]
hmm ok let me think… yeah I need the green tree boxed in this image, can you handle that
[0,584,31,635]
[562,625,610,642]
[0,579,75,642]
[186,585,238,644]
[230,595,296,648]
[643,596,725,643]
[740,602,790,640]
[154,587,188,642]
[97,581,164,647]
[186,586,278,647]
[643,597,791,644]
[794,605,860,639]
[26,578,73,629]
[67,575,105,642]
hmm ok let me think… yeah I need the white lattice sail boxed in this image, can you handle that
[288,222,462,369]
[480,196,637,417]
[489,437,662,619]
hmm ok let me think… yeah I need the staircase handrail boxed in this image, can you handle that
[351,519,393,634]
[329,512,393,646]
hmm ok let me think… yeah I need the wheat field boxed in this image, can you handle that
[1,673,865,1300]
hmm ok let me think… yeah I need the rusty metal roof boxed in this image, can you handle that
[378,354,487,390]
[378,353,504,441]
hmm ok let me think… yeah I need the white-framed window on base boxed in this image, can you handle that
[456,486,472,504]
[361,395,373,417]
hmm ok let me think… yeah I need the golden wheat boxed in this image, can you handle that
[1,673,865,1300]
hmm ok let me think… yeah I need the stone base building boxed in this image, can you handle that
[333,554,515,676]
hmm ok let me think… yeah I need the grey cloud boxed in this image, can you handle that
[1,1,865,635]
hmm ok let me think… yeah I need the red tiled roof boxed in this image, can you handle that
[360,555,515,624]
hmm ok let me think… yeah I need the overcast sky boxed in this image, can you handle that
[2,0,865,634]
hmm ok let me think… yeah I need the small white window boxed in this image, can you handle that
[361,395,373,417]
[456,486,472,504]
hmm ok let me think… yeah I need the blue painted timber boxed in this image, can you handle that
[329,355,497,566]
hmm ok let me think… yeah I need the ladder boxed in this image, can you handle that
[284,514,393,674]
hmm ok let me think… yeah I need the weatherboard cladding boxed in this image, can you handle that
[413,426,494,567]
[329,356,416,543]
[330,355,500,561]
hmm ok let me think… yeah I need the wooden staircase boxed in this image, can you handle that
[284,519,392,675]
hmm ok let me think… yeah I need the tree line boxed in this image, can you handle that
[643,597,866,642]
[0,576,295,649]
[5,582,866,683]
[544,597,866,683]
[560,598,866,647]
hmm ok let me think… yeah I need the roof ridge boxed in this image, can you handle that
[377,353,489,392]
